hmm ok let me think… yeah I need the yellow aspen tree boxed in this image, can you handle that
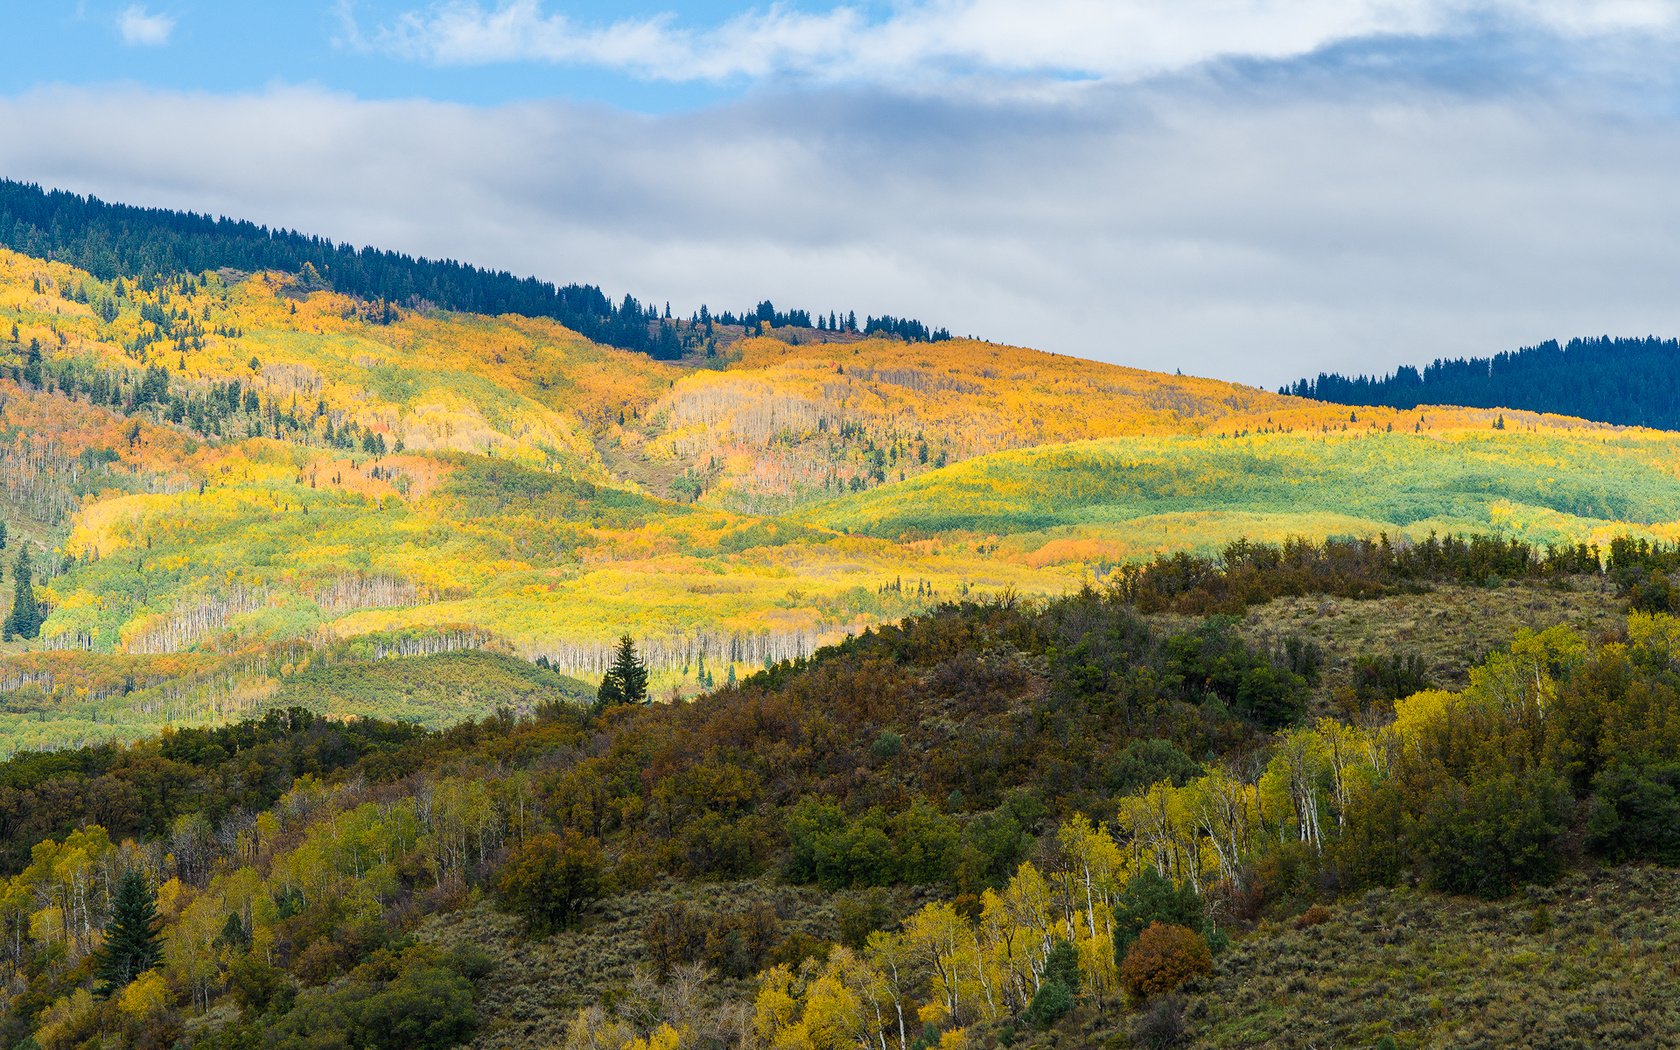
[753,964,810,1050]
[623,1023,684,1050]
[977,889,1033,1015]
[1316,718,1382,830]
[1185,764,1259,890]
[865,930,915,1050]
[803,948,884,1049]
[902,901,969,1024]
[1260,728,1329,852]
[997,862,1056,991]
[560,1005,635,1050]
[1056,815,1126,943]
[1118,782,1200,892]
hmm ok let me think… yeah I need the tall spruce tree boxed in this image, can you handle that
[95,870,163,996]
[5,546,40,640]
[596,635,649,708]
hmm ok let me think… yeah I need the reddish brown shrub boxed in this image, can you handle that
[1120,922,1212,1000]
[1295,904,1332,929]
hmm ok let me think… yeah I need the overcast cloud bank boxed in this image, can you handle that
[5,7,1678,385]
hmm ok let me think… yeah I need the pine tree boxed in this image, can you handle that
[596,634,649,708]
[94,870,162,996]
[5,547,40,640]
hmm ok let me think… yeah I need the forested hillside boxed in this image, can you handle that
[1287,336,1680,429]
[7,227,1680,751]
[0,180,948,359]
[5,538,1680,1048]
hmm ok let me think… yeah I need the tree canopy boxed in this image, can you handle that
[1286,336,1680,430]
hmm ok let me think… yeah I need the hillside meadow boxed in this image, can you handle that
[801,423,1680,556]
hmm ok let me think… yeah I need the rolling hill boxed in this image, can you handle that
[6,190,1680,1050]
[2,224,1680,750]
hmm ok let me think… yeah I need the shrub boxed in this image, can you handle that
[1104,739,1202,794]
[642,904,703,978]
[265,963,475,1050]
[1023,978,1073,1029]
[494,831,606,934]
[1295,904,1332,929]
[702,904,779,979]
[1133,993,1189,1050]
[1120,923,1212,1000]
[836,887,895,948]
[1353,651,1431,703]
[1113,869,1206,963]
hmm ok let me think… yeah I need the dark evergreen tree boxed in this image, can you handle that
[596,634,649,708]
[5,546,40,640]
[1113,869,1207,964]
[94,870,163,996]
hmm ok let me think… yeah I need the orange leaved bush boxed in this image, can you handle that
[1120,922,1212,1000]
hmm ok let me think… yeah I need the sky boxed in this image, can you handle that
[2,2,1679,386]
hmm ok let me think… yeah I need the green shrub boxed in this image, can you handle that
[1113,869,1206,963]
[494,831,606,934]
[1023,978,1073,1029]
[836,887,895,948]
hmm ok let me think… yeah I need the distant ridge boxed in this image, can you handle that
[1286,336,1680,430]
[0,178,950,358]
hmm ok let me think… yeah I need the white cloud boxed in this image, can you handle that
[118,5,176,46]
[357,0,1680,86]
[1,43,1679,388]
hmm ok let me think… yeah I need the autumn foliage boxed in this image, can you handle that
[1120,922,1212,1000]
[494,830,607,935]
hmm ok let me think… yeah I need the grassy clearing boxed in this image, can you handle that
[1148,578,1627,715]
[1182,866,1680,1049]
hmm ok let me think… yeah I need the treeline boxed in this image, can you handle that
[1286,336,1680,430]
[705,301,951,342]
[0,180,953,358]
[1609,536,1680,613]
[1110,532,1641,616]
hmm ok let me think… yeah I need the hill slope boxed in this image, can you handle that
[5,235,1680,748]
[5,567,1680,1050]
[798,412,1680,557]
